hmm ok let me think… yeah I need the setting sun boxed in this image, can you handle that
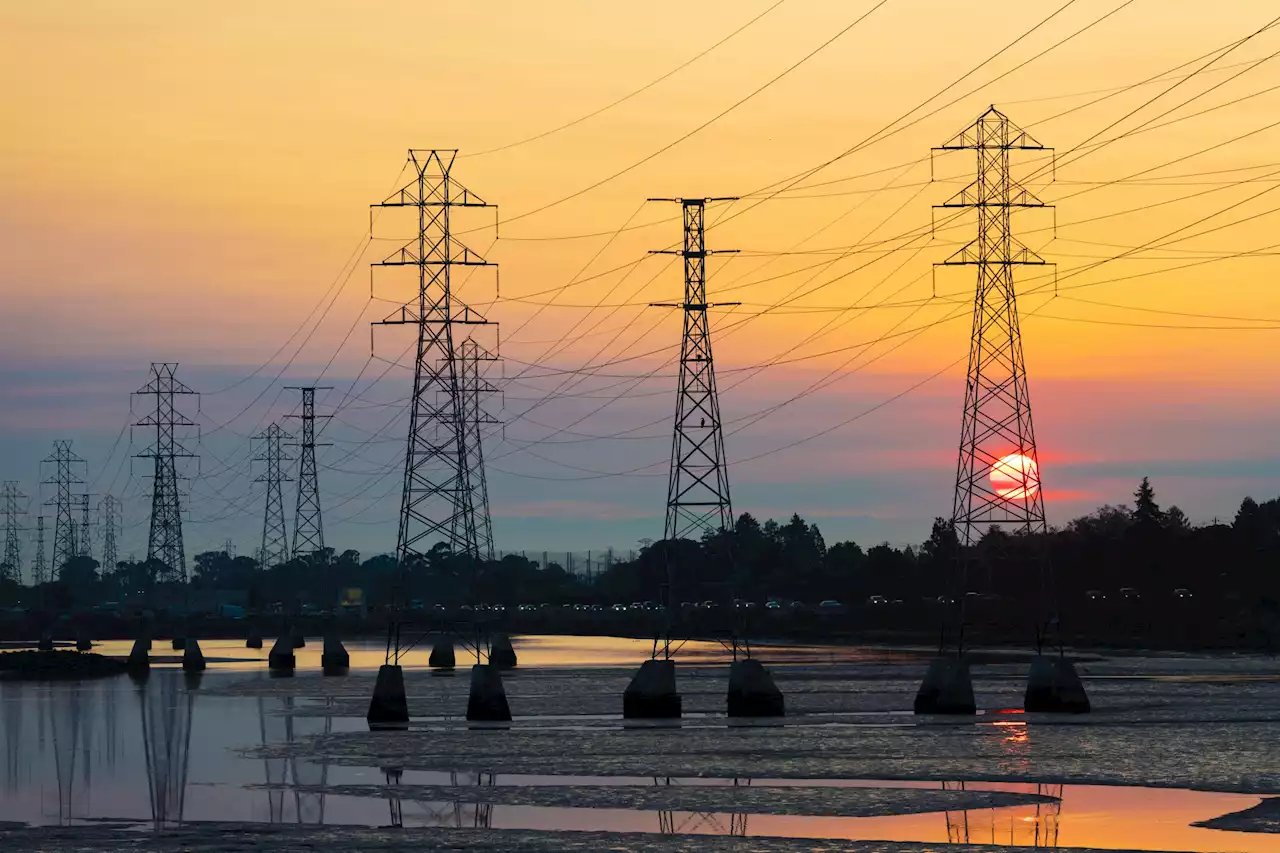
[990,453,1040,501]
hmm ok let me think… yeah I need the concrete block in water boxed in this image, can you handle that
[268,636,296,671]
[171,637,186,651]
[489,634,517,669]
[913,656,976,715]
[36,634,53,652]
[75,635,92,652]
[246,632,263,649]
[291,630,306,649]
[182,638,206,672]
[322,634,350,673]
[624,659,681,719]
[727,658,785,717]
[367,664,409,726]
[429,637,455,669]
[466,663,512,722]
[1024,655,1091,713]
[127,638,150,672]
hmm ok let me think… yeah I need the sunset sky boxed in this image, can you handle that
[5,1,1280,564]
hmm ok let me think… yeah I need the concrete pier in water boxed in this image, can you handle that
[727,658,785,717]
[182,638,206,672]
[429,637,456,669]
[1025,655,1091,713]
[367,664,409,726]
[489,634,517,669]
[126,638,150,673]
[268,635,296,671]
[914,656,976,714]
[466,663,512,721]
[322,634,350,673]
[624,659,681,719]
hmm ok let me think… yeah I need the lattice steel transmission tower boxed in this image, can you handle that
[133,363,199,583]
[285,388,330,559]
[935,108,1051,547]
[99,495,120,572]
[2,482,25,583]
[650,198,738,541]
[253,423,293,569]
[371,150,496,566]
[459,338,498,561]
[78,494,94,560]
[42,441,85,576]
[33,516,47,586]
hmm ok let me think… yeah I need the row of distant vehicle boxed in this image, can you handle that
[1085,587,1193,601]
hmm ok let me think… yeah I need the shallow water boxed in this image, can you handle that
[1,637,1277,851]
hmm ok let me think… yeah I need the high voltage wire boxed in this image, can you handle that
[460,0,791,158]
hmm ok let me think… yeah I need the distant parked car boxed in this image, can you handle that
[1173,588,1193,599]
[765,600,781,610]
[699,600,718,610]
[867,595,888,606]
[1086,590,1106,601]
[819,599,843,610]
[611,603,629,612]
[1120,587,1140,600]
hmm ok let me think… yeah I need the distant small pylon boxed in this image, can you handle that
[1,482,26,584]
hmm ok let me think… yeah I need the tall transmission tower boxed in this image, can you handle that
[650,198,738,541]
[285,388,330,559]
[459,338,498,561]
[133,363,199,583]
[33,516,47,586]
[934,106,1053,637]
[371,150,496,565]
[254,423,293,568]
[42,441,86,576]
[78,494,94,560]
[2,482,26,583]
[99,495,120,571]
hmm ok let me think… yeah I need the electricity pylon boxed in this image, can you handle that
[78,493,94,560]
[934,107,1053,645]
[42,441,86,576]
[458,338,498,561]
[370,150,498,664]
[98,495,120,572]
[253,423,292,569]
[134,363,198,583]
[33,516,47,586]
[372,150,495,566]
[285,388,330,559]
[649,197,740,661]
[650,198,738,542]
[1,482,26,583]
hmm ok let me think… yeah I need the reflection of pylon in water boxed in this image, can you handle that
[942,780,1060,847]
[289,699,333,825]
[2,684,22,794]
[138,674,193,829]
[258,697,287,823]
[653,776,749,837]
[383,766,404,828]
[49,686,81,825]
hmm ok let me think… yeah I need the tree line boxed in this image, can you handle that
[2,479,1277,627]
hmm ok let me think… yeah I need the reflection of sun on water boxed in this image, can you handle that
[990,453,1039,500]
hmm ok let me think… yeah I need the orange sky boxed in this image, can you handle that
[4,1,1280,553]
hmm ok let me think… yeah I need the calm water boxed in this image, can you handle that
[0,636,1275,851]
